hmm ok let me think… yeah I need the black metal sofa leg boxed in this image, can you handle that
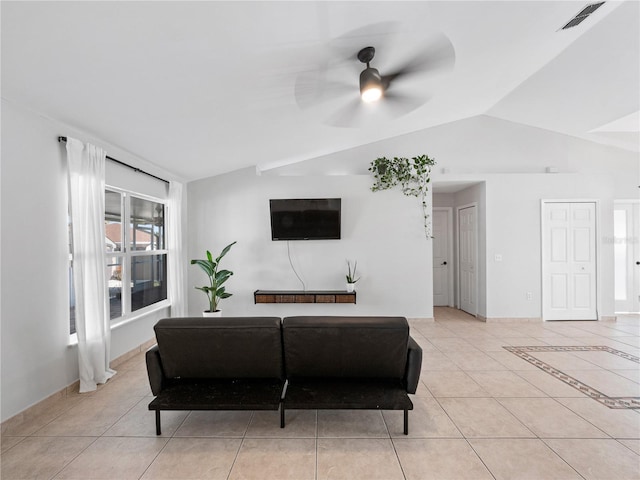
[280,406,285,428]
[155,410,162,435]
[404,409,408,435]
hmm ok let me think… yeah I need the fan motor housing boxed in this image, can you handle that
[359,67,383,102]
[360,67,381,90]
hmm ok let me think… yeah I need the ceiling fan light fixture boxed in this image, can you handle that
[360,67,383,103]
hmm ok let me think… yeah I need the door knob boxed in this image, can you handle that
[442,261,447,265]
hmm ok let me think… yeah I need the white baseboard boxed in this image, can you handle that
[478,315,542,323]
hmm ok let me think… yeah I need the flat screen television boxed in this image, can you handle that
[270,198,341,240]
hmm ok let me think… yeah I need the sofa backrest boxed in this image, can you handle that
[282,316,409,379]
[154,317,283,379]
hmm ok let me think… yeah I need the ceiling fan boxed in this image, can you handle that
[357,46,384,103]
[294,28,456,127]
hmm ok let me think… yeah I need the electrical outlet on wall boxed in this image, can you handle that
[526,292,533,300]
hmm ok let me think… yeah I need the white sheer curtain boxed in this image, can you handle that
[167,181,186,317]
[66,137,116,393]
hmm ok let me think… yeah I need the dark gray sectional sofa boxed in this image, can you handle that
[146,316,422,435]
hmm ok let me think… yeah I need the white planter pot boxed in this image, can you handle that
[202,310,222,318]
[346,283,356,293]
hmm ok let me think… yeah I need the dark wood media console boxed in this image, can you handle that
[254,290,356,304]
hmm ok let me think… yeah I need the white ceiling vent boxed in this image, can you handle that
[561,2,605,30]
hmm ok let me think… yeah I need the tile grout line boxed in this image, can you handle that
[135,401,191,479]
[47,435,102,480]
[315,410,318,480]
[314,417,318,480]
[226,436,245,480]
[463,437,499,480]
[382,411,408,480]
[135,436,170,480]
[495,396,611,440]
[536,437,595,480]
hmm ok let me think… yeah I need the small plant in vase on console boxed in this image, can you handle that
[346,260,360,292]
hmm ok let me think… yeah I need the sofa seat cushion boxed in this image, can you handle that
[283,378,413,410]
[148,378,284,411]
[282,316,409,379]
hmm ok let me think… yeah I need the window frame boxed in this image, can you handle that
[105,185,169,326]
[69,186,169,338]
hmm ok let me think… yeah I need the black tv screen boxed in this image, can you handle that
[270,198,341,240]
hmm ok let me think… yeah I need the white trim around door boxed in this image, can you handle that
[541,200,598,321]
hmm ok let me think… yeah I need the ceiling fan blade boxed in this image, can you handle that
[326,98,368,128]
[381,90,433,118]
[295,72,355,109]
[299,22,402,88]
[381,32,455,86]
[328,21,402,66]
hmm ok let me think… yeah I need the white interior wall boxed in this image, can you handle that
[259,115,624,176]
[187,169,434,319]
[0,100,183,421]
[259,115,638,321]
[431,172,626,320]
[482,172,621,320]
[2,100,637,421]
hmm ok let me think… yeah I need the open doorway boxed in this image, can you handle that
[432,181,484,318]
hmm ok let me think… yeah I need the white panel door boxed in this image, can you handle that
[615,203,640,313]
[543,202,597,320]
[459,206,477,316]
[433,209,450,306]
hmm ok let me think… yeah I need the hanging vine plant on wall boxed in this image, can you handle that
[368,154,436,239]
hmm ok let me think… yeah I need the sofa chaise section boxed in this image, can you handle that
[146,316,284,435]
[281,315,422,434]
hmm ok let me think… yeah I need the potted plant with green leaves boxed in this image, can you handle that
[190,241,236,317]
[346,260,360,292]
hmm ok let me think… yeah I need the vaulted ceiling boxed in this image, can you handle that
[2,1,638,181]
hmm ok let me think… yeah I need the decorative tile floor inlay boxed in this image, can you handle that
[504,346,640,409]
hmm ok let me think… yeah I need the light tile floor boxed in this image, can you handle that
[2,308,639,479]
